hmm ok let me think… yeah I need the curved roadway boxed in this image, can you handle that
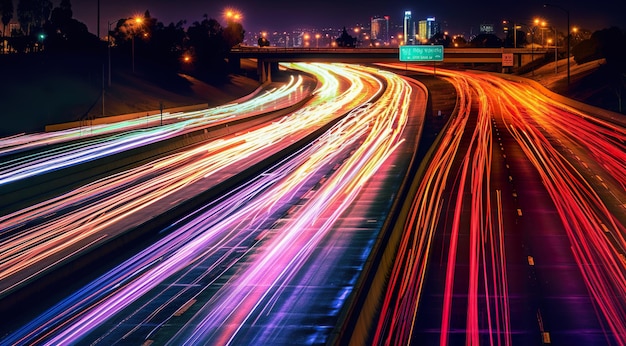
[0,63,428,345]
[369,63,626,345]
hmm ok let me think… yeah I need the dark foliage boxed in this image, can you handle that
[17,0,51,35]
[503,29,528,48]
[0,0,13,36]
[572,26,626,112]
[469,33,503,48]
[336,27,356,48]
[5,1,245,86]
[452,35,467,47]
[184,16,230,83]
[258,36,270,47]
[429,32,451,47]
[42,0,100,53]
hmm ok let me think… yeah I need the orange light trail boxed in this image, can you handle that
[374,63,625,344]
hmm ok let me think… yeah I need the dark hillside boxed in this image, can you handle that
[0,52,259,137]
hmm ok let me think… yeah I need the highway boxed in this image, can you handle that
[366,64,626,345]
[0,75,312,185]
[0,63,427,344]
[2,61,624,345]
[0,63,372,300]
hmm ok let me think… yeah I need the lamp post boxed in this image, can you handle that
[131,17,143,74]
[541,20,548,47]
[108,16,143,85]
[315,33,320,48]
[531,19,540,76]
[544,3,570,86]
[107,20,116,87]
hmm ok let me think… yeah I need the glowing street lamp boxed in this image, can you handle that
[537,20,549,46]
[315,33,321,48]
[107,16,143,84]
[530,18,542,75]
[224,9,243,24]
[132,16,143,74]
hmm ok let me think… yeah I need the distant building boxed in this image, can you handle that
[403,11,414,45]
[370,16,390,45]
[418,17,440,42]
[480,23,495,34]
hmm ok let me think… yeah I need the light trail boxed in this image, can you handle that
[169,66,412,345]
[1,64,420,345]
[0,63,397,344]
[373,63,625,345]
[0,76,311,185]
[0,63,372,296]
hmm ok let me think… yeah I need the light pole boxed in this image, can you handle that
[131,17,143,74]
[108,16,143,85]
[544,3,570,86]
[315,33,320,48]
[107,20,116,87]
[541,20,547,47]
[531,19,539,76]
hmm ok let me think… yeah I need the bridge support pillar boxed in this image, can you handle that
[257,59,272,83]
[270,62,280,78]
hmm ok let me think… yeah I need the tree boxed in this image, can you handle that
[258,36,270,47]
[452,35,467,47]
[503,29,527,48]
[336,27,356,47]
[185,15,229,82]
[593,27,626,113]
[429,32,451,47]
[0,0,13,39]
[571,27,626,113]
[469,33,502,48]
[223,21,244,48]
[43,0,98,52]
[144,19,187,73]
[17,0,52,35]
[56,0,71,19]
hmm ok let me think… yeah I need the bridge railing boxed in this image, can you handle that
[231,45,551,54]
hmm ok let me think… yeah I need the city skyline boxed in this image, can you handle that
[65,0,625,38]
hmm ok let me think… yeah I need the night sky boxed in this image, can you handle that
[71,0,625,37]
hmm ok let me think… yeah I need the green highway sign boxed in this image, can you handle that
[399,45,444,62]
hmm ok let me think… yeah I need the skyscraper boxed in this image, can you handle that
[403,11,413,45]
[418,17,440,42]
[371,16,390,44]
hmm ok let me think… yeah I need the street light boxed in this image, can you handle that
[531,19,541,76]
[107,20,115,87]
[131,16,143,74]
[224,9,242,24]
[505,20,527,48]
[107,16,143,85]
[315,33,320,48]
[541,20,548,47]
[544,3,570,86]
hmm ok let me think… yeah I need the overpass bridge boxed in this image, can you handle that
[229,46,552,81]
